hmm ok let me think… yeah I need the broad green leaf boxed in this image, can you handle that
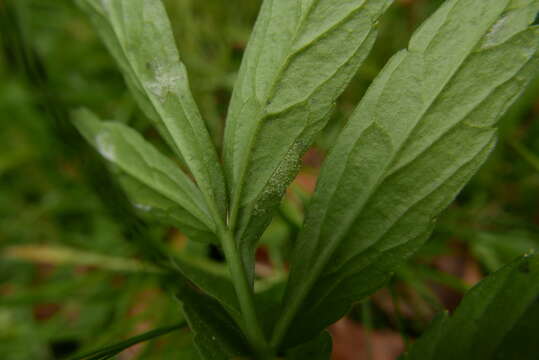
[406,254,539,360]
[175,277,251,360]
[275,0,539,348]
[224,0,393,279]
[76,0,227,221]
[73,109,217,243]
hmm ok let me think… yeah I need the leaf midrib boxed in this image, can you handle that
[387,27,537,177]
[229,0,373,228]
[107,126,215,230]
[307,134,495,314]
[103,1,227,226]
[305,0,511,279]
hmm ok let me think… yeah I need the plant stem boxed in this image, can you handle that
[194,169,268,356]
[220,229,268,356]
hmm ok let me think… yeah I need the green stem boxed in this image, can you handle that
[220,229,268,356]
[197,169,268,356]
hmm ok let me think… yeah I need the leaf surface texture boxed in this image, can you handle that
[77,0,226,220]
[278,0,539,347]
[74,109,216,243]
[224,0,393,279]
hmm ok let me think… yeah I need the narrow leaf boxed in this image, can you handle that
[69,322,186,360]
[224,0,393,278]
[276,0,539,348]
[73,109,217,243]
[76,0,227,220]
[118,174,217,244]
[406,254,539,360]
[3,244,160,273]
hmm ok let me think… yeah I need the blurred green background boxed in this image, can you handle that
[1,0,538,359]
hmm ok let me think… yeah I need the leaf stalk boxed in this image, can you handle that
[220,229,269,357]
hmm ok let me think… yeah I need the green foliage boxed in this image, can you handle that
[2,0,539,359]
[73,109,217,244]
[71,0,539,358]
[76,0,227,222]
[70,322,186,360]
[406,254,539,360]
[275,0,539,348]
[176,279,250,360]
[223,0,393,281]
[285,331,332,360]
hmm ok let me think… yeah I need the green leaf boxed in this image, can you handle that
[118,174,217,244]
[286,331,332,360]
[175,277,251,360]
[406,254,539,360]
[73,109,217,243]
[76,0,227,221]
[172,255,242,323]
[275,0,539,348]
[224,0,393,279]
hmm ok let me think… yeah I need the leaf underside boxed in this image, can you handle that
[73,109,217,244]
[223,0,393,281]
[76,0,227,221]
[279,0,539,348]
[74,0,539,357]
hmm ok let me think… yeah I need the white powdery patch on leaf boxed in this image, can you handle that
[145,60,182,103]
[134,203,153,212]
[95,132,117,162]
[482,15,510,48]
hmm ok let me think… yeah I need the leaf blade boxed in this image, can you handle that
[76,0,227,221]
[224,0,393,280]
[406,254,539,360]
[175,278,251,360]
[285,331,332,360]
[277,0,539,348]
[171,255,242,322]
[73,109,217,243]
[69,322,186,360]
